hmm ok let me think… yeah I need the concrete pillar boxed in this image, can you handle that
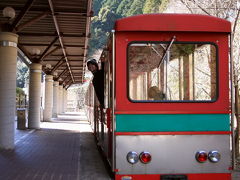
[43,75,53,121]
[0,32,18,149]
[58,85,63,114]
[62,88,66,113]
[28,63,42,129]
[62,88,65,113]
[64,89,68,112]
[52,81,59,118]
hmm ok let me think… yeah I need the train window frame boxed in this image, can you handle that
[127,41,219,103]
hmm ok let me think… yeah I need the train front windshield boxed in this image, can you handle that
[128,42,217,102]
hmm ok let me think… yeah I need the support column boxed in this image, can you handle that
[43,75,53,121]
[61,86,64,113]
[62,88,66,113]
[28,63,42,129]
[64,89,68,112]
[52,81,59,118]
[0,32,18,149]
[58,85,63,114]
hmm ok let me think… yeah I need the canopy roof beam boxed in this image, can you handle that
[48,0,75,83]
[11,0,36,31]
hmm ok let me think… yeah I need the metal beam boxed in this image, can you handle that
[17,51,30,67]
[65,79,73,89]
[55,11,87,16]
[18,32,86,38]
[58,70,83,72]
[0,6,88,16]
[18,43,84,48]
[50,0,86,83]
[39,37,59,61]
[50,55,84,57]
[17,44,32,61]
[50,58,65,73]
[62,75,71,83]
[58,66,83,70]
[69,73,83,75]
[57,68,68,81]
[15,11,50,32]
[44,60,84,62]
[41,46,62,62]
[66,84,72,90]
[66,68,83,70]
[70,75,82,77]
[11,0,36,31]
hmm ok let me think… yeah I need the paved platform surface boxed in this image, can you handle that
[1,111,240,180]
[232,171,240,180]
[232,159,240,180]
[0,111,112,180]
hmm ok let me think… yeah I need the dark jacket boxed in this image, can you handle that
[92,68,104,106]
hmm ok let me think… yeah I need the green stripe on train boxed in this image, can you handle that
[115,114,230,132]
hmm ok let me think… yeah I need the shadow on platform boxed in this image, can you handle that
[1,111,112,180]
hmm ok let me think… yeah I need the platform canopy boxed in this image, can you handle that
[0,0,92,88]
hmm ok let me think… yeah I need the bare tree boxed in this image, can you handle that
[163,0,240,168]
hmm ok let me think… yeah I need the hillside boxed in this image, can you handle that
[88,0,163,56]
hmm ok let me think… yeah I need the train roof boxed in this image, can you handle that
[114,14,231,33]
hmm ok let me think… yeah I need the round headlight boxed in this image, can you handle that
[139,151,152,164]
[195,151,208,163]
[208,150,221,163]
[126,151,139,164]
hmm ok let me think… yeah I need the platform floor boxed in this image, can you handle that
[0,111,112,180]
[1,111,240,180]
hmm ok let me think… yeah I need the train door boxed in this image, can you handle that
[99,40,114,163]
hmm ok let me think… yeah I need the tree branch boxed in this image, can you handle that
[232,8,240,41]
[179,0,194,13]
[191,0,211,15]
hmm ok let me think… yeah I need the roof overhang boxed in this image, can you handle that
[0,0,93,88]
[115,14,231,33]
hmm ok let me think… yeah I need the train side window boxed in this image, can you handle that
[128,42,217,102]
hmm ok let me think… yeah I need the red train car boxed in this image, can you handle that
[86,14,232,180]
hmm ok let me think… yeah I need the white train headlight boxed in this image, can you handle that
[127,151,139,164]
[208,150,221,163]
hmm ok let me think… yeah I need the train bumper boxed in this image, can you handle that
[115,173,231,180]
